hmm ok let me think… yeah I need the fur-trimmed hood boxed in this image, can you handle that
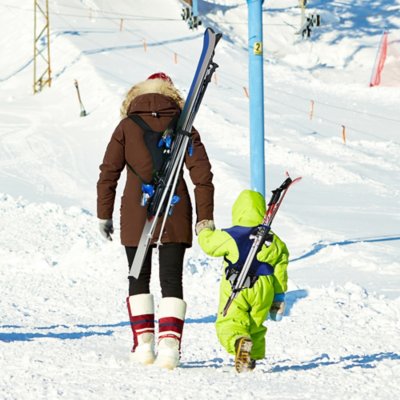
[120,78,184,118]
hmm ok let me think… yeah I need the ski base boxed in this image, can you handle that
[128,219,155,279]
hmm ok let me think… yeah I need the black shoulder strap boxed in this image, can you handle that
[128,114,163,134]
[128,113,180,133]
[126,114,156,184]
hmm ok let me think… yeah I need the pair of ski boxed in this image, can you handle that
[129,27,222,279]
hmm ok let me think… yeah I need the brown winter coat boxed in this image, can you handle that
[97,79,214,247]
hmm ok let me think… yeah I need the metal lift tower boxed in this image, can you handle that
[33,0,52,93]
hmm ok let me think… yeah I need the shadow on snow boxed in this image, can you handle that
[0,315,218,343]
[0,292,311,343]
[270,351,400,372]
[0,288,311,343]
[0,330,113,342]
[291,235,400,262]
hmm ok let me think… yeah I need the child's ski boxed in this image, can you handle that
[129,27,222,279]
[222,174,302,316]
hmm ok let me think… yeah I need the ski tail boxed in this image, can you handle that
[179,28,221,131]
[264,173,302,226]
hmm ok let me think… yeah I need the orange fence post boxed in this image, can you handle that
[243,86,249,98]
[342,125,346,144]
[143,39,147,52]
[309,100,314,120]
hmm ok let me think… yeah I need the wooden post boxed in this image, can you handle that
[174,52,178,64]
[120,18,124,31]
[143,39,147,52]
[342,125,346,144]
[243,86,249,98]
[309,99,314,120]
[74,79,87,117]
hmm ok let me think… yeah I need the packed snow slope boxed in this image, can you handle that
[1,0,399,399]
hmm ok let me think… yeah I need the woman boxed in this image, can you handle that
[96,72,215,369]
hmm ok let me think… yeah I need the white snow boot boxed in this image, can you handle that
[155,297,187,370]
[127,294,155,365]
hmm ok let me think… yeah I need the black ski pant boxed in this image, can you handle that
[126,243,186,299]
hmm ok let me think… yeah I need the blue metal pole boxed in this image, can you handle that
[247,0,265,197]
[192,0,199,17]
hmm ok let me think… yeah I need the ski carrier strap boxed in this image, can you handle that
[223,226,274,288]
[126,113,179,185]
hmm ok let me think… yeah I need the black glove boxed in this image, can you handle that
[99,219,114,241]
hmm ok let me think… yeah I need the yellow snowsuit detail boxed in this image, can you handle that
[198,190,289,359]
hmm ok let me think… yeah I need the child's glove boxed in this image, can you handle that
[195,219,215,235]
[99,219,114,241]
[269,293,285,321]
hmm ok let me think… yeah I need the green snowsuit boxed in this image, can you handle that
[198,190,289,360]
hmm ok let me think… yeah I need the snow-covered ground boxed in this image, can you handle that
[1,0,399,399]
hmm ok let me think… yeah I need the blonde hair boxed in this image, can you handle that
[120,78,184,118]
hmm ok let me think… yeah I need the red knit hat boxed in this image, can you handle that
[147,72,173,85]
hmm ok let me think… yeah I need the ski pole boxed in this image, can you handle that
[74,79,87,117]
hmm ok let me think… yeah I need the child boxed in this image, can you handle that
[197,189,289,372]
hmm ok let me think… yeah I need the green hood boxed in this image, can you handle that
[232,190,266,227]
